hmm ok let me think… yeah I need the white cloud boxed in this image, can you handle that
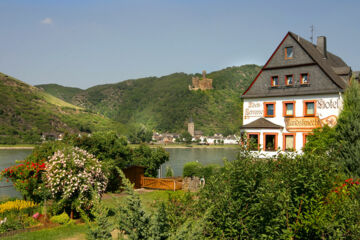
[41,18,53,25]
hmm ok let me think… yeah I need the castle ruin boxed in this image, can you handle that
[189,70,213,91]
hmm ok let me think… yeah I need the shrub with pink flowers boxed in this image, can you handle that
[44,146,108,214]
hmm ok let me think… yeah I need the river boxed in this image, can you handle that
[0,147,239,198]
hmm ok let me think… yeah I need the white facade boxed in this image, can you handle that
[242,94,342,156]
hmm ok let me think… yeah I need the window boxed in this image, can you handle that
[283,133,296,151]
[285,75,294,86]
[263,133,278,151]
[283,101,295,117]
[301,73,309,84]
[247,133,260,151]
[304,100,316,116]
[264,102,276,117]
[271,76,279,87]
[285,47,293,59]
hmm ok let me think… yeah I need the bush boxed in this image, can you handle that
[44,146,108,214]
[183,162,221,178]
[183,162,202,177]
[50,212,70,225]
[165,166,174,178]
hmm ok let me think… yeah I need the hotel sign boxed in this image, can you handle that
[285,117,322,132]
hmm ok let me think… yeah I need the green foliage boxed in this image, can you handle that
[132,144,169,177]
[68,132,168,189]
[1,223,87,240]
[115,168,152,239]
[165,166,174,178]
[151,203,171,240]
[0,72,125,144]
[183,149,360,239]
[180,131,192,144]
[36,83,83,103]
[183,161,221,179]
[40,65,261,135]
[302,125,337,157]
[0,141,65,202]
[128,124,152,144]
[335,80,360,176]
[183,162,202,178]
[85,193,113,240]
[50,212,71,225]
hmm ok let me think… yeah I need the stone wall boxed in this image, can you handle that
[182,177,205,191]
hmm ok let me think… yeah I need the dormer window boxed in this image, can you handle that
[285,75,294,86]
[301,73,309,84]
[271,76,279,87]
[285,47,293,59]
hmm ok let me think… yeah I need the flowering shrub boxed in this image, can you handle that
[332,178,360,195]
[0,160,46,201]
[0,200,38,214]
[44,146,107,212]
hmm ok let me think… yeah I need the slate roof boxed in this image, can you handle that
[240,118,283,129]
[288,32,350,90]
[242,32,351,98]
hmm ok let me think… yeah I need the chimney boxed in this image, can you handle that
[317,36,327,58]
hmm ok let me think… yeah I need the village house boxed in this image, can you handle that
[241,32,352,156]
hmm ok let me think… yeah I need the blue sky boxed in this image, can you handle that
[0,0,359,89]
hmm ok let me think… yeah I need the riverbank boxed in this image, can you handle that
[0,143,239,150]
[131,144,240,149]
[0,144,35,150]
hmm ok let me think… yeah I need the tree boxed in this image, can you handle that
[335,80,360,176]
[152,203,171,240]
[116,168,152,239]
[180,132,192,144]
[128,125,152,144]
[85,193,113,240]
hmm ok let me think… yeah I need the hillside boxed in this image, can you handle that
[36,83,84,103]
[39,65,261,135]
[0,73,125,144]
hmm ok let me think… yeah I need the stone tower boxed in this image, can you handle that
[188,117,195,137]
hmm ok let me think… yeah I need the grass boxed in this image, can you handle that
[37,91,82,110]
[3,190,184,239]
[103,190,183,212]
[2,223,87,240]
[0,144,35,149]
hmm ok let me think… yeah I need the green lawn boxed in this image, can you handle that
[103,190,184,212]
[2,223,87,240]
[3,190,184,240]
[0,144,35,149]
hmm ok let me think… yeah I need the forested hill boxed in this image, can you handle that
[0,73,125,144]
[36,83,83,103]
[37,64,261,135]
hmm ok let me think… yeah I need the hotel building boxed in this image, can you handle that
[241,32,352,156]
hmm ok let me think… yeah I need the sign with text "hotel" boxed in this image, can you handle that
[285,117,322,132]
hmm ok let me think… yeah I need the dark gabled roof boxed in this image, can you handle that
[242,32,350,98]
[288,32,349,89]
[240,118,283,129]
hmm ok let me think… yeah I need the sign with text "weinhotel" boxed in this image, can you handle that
[285,117,322,132]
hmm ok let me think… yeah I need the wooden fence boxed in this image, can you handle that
[141,177,182,191]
